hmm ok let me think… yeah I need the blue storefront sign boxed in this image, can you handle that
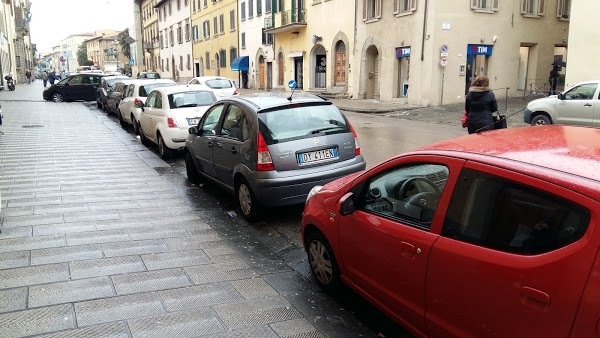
[467,44,493,56]
[395,46,411,58]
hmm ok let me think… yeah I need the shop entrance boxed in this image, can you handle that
[395,46,411,98]
[466,44,493,94]
[294,57,303,89]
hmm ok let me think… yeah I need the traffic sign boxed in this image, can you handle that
[440,57,448,67]
[129,59,134,65]
[440,44,449,52]
[61,62,65,66]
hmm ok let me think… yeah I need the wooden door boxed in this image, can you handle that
[335,42,346,86]
[259,62,265,89]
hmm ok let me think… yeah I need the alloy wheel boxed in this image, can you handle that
[52,93,63,103]
[238,183,252,216]
[308,239,334,285]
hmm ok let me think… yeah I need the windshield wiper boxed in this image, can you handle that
[309,127,341,134]
[176,103,198,108]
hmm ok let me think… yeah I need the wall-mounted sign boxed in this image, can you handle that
[395,46,411,58]
[315,55,326,73]
[467,44,493,56]
[440,44,449,52]
[442,23,451,30]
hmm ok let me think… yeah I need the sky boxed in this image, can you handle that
[30,0,134,54]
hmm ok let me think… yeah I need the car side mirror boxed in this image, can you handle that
[188,126,199,134]
[134,101,144,108]
[339,192,356,216]
[64,83,69,86]
[557,93,563,100]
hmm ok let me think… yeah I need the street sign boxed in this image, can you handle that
[440,44,449,52]
[61,62,65,66]
[440,57,448,67]
[129,59,134,65]
[440,52,449,57]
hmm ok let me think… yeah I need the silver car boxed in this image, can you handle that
[185,92,366,220]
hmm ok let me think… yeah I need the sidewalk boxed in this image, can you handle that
[0,85,376,337]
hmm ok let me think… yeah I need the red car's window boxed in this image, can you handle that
[442,168,590,255]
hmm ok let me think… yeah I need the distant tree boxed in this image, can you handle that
[76,43,88,66]
[118,28,131,59]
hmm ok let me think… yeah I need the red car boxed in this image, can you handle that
[301,126,600,338]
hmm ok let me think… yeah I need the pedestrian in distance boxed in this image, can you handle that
[464,76,498,134]
[42,71,48,87]
[48,71,56,85]
[549,65,560,95]
[25,69,32,84]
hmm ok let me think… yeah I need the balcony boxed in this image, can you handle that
[264,9,307,34]
[15,19,29,32]
[144,40,159,50]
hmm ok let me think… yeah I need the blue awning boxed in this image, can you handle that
[231,56,249,71]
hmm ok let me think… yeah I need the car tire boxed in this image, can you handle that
[96,100,101,109]
[52,93,63,103]
[132,116,139,135]
[118,108,126,127]
[185,151,202,185]
[531,115,551,126]
[102,100,108,113]
[237,178,259,221]
[158,134,173,160]
[139,125,151,146]
[306,230,341,292]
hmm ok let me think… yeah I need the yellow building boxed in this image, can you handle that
[140,0,160,72]
[84,33,129,72]
[263,0,354,95]
[191,0,239,82]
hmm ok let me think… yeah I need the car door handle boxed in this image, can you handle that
[207,140,214,148]
[399,241,420,258]
[229,147,238,154]
[584,103,593,107]
[215,141,223,148]
[520,286,550,310]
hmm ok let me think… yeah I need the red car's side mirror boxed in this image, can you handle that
[339,193,356,216]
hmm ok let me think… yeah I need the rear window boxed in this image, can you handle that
[168,91,216,109]
[258,104,350,144]
[142,73,160,79]
[139,83,176,97]
[106,78,126,87]
[205,79,232,89]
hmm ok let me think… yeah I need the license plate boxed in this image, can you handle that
[298,148,338,164]
[187,118,200,125]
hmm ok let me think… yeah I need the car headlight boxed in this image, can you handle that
[306,185,323,202]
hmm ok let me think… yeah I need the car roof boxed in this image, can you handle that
[152,84,215,95]
[190,76,234,82]
[419,125,600,181]
[103,75,129,80]
[227,92,329,110]
[127,79,175,86]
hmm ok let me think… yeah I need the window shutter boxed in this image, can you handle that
[538,0,545,15]
[362,0,367,21]
[471,0,478,9]
[520,0,527,13]
[556,0,563,17]
[375,0,382,18]
[492,0,499,11]
[409,0,417,11]
[393,0,398,12]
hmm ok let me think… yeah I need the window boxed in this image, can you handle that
[192,25,199,41]
[185,22,190,41]
[177,24,183,44]
[261,29,273,45]
[562,83,598,100]
[442,168,590,255]
[193,0,196,12]
[394,0,418,14]
[200,104,225,135]
[241,1,246,20]
[219,14,225,34]
[161,59,164,71]
[204,0,207,7]
[360,164,448,228]
[521,0,545,16]
[146,91,158,107]
[470,0,499,12]
[166,58,170,71]
[180,56,184,70]
[363,0,382,21]
[203,20,210,38]
[205,52,210,69]
[220,105,244,139]
[557,0,570,19]
[170,27,174,46]
[198,0,202,11]
[257,0,262,15]
[241,32,246,49]
[219,49,227,68]
[213,17,218,36]
[160,32,164,49]
[249,0,254,18]
[187,54,191,70]
[229,48,237,66]
[230,10,236,30]
[177,0,181,10]
[169,0,172,15]
[266,0,271,12]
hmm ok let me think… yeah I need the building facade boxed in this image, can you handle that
[84,32,129,72]
[238,0,274,90]
[58,33,94,74]
[140,0,160,73]
[156,0,193,83]
[354,0,570,106]
[191,0,238,83]
[13,0,33,83]
[564,0,593,88]
[0,0,17,85]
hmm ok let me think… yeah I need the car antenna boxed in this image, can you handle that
[287,80,297,101]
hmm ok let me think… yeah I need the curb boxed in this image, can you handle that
[336,105,422,114]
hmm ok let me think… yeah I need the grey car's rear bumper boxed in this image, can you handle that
[248,156,366,207]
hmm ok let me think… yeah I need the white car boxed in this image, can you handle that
[118,79,176,133]
[524,80,600,126]
[139,86,217,159]
[187,76,239,100]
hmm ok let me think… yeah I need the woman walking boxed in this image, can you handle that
[465,76,498,134]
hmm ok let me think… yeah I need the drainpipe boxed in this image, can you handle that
[421,0,429,61]
[353,0,357,57]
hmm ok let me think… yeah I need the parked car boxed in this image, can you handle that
[104,80,135,115]
[187,76,239,100]
[96,75,130,109]
[524,80,600,126]
[117,79,177,131]
[185,92,366,220]
[139,86,217,159]
[302,125,600,338]
[43,73,108,102]
[137,72,161,79]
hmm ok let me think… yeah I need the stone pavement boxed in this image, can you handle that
[0,82,381,337]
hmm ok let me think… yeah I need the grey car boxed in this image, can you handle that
[185,92,366,220]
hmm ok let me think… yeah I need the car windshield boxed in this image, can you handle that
[205,79,232,89]
[57,78,69,85]
[168,91,216,109]
[139,83,176,97]
[258,103,350,144]
[106,78,125,87]
[143,73,160,79]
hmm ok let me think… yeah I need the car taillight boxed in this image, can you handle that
[233,89,239,95]
[257,132,274,171]
[167,117,178,128]
[134,98,143,106]
[349,122,360,156]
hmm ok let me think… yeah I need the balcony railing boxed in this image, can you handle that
[144,40,159,50]
[15,19,29,31]
[264,9,307,33]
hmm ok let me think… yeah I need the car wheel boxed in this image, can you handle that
[132,116,139,135]
[96,100,101,108]
[237,178,259,221]
[102,100,108,112]
[139,125,150,146]
[158,134,173,160]
[52,93,63,103]
[118,108,126,127]
[185,151,202,185]
[531,115,551,126]
[306,230,341,292]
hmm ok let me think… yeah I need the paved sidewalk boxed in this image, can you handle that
[0,84,377,337]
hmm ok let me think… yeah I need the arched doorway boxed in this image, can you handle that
[334,41,346,87]
[215,53,220,76]
[311,44,326,89]
[366,45,380,99]
[258,55,265,90]
[278,52,284,86]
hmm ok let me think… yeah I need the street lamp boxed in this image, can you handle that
[113,39,119,71]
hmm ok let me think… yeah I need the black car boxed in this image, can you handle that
[96,75,130,109]
[137,72,161,79]
[104,80,133,115]
[43,73,107,102]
